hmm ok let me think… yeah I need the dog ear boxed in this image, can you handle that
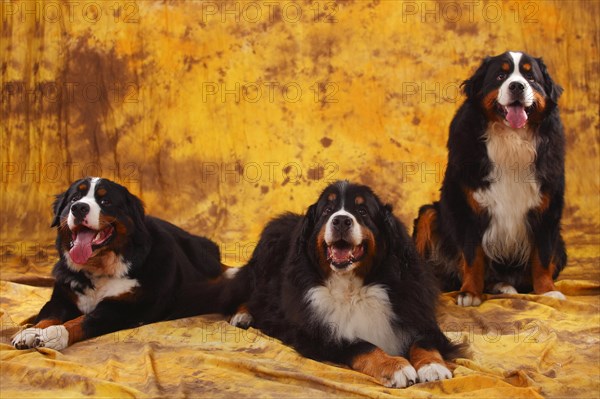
[297,203,317,257]
[125,191,148,240]
[536,57,563,105]
[382,204,403,248]
[461,56,491,101]
[381,204,415,265]
[50,191,69,227]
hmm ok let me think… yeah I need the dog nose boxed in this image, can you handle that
[71,202,90,220]
[509,81,525,93]
[332,215,353,232]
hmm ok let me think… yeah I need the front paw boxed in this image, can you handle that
[542,290,566,300]
[12,328,43,349]
[417,363,452,383]
[492,283,518,295]
[385,364,418,388]
[352,349,417,388]
[230,311,253,329]
[12,326,69,351]
[457,291,482,307]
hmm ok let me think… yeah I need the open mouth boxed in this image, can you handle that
[496,101,533,129]
[69,224,114,264]
[326,240,365,271]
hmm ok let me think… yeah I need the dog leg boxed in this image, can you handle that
[230,304,254,329]
[351,347,417,388]
[457,246,485,306]
[409,344,452,383]
[531,248,565,300]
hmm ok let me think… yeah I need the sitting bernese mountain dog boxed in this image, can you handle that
[12,177,226,350]
[414,51,566,306]
[224,181,465,388]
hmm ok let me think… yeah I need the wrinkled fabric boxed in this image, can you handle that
[1,0,598,397]
[1,227,598,398]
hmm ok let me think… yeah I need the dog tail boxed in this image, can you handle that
[413,203,439,258]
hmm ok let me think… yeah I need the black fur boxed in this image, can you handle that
[225,181,464,378]
[414,52,566,294]
[15,177,226,349]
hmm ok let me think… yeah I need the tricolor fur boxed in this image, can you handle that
[413,51,567,306]
[223,181,465,388]
[13,177,228,350]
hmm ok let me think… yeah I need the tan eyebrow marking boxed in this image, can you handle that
[355,196,365,205]
[97,188,107,197]
[522,63,531,72]
[78,184,87,191]
[328,193,337,201]
[501,62,510,72]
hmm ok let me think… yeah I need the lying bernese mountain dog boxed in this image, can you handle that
[414,51,566,306]
[12,177,226,350]
[224,181,465,388]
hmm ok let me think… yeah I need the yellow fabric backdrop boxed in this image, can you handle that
[1,0,598,398]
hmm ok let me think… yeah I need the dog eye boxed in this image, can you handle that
[323,206,333,216]
[71,194,82,202]
[100,199,112,206]
[525,73,535,82]
[496,73,506,81]
[357,207,368,216]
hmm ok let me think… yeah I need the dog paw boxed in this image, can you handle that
[542,290,566,300]
[417,363,452,383]
[384,365,418,388]
[12,328,42,349]
[230,312,253,329]
[12,326,69,351]
[457,292,482,307]
[492,283,518,295]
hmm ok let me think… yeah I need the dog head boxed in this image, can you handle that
[462,51,563,129]
[298,181,407,277]
[52,177,148,271]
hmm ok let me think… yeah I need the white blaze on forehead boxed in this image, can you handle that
[67,177,102,230]
[498,51,534,107]
[324,208,363,245]
[509,52,523,75]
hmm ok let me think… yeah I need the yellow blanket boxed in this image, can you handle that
[1,226,598,398]
[1,0,598,397]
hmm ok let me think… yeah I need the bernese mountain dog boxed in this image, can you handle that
[223,181,465,388]
[413,51,566,306]
[12,177,226,350]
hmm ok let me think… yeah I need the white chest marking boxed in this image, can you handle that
[305,273,407,355]
[70,254,139,314]
[473,124,541,263]
[76,276,139,314]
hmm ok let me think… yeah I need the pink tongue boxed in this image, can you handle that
[331,246,352,263]
[506,105,528,129]
[69,229,96,264]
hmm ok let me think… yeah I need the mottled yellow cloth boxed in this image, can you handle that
[1,226,598,398]
[1,0,598,397]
